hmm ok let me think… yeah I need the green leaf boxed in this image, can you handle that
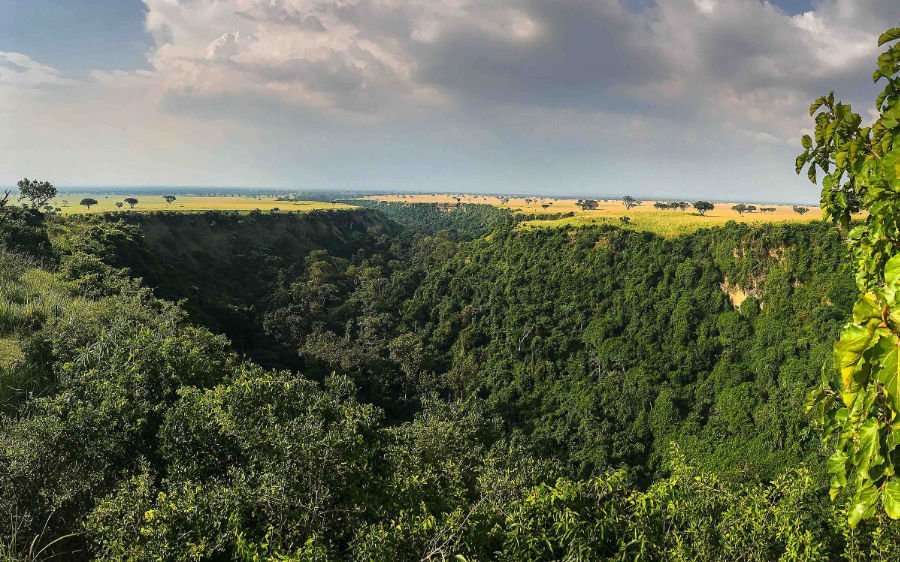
[827,450,848,500]
[852,293,881,324]
[836,151,848,169]
[878,27,900,47]
[857,418,882,471]
[835,320,879,399]
[810,96,825,116]
[801,134,812,149]
[886,254,900,293]
[795,152,809,174]
[848,480,879,528]
[885,480,900,519]
[878,342,900,419]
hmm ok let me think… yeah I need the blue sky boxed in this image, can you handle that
[0,1,149,74]
[0,0,896,202]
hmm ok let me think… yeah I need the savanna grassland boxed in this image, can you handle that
[364,193,822,237]
[51,193,356,214]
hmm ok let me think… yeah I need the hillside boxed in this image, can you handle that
[1,204,898,560]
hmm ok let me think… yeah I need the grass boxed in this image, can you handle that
[47,194,357,215]
[0,338,23,370]
[364,194,823,237]
[518,209,822,237]
[0,255,72,335]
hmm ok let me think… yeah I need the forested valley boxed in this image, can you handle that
[2,196,898,561]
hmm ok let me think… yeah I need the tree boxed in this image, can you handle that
[792,205,810,215]
[677,201,690,212]
[760,207,776,213]
[622,195,641,210]
[80,198,98,210]
[654,202,669,211]
[731,204,747,216]
[577,199,599,211]
[115,202,124,209]
[17,178,57,209]
[0,189,10,214]
[163,195,177,205]
[124,197,139,209]
[693,201,713,216]
[803,27,900,527]
[746,205,757,213]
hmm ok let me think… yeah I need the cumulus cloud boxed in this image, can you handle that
[130,0,892,139]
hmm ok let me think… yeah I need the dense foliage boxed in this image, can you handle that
[347,199,516,239]
[1,199,898,560]
[802,27,900,528]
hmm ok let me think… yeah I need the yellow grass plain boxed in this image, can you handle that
[50,194,356,215]
[364,194,823,237]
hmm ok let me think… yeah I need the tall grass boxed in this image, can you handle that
[0,269,69,334]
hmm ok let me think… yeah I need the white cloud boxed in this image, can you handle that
[0,52,76,90]
[125,0,892,139]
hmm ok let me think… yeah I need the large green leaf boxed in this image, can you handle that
[827,450,848,500]
[877,342,900,418]
[878,27,900,47]
[848,480,879,528]
[884,480,900,519]
[810,96,826,116]
[852,293,881,324]
[857,418,883,474]
[835,320,880,401]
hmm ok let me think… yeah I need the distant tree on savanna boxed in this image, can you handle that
[760,207,776,213]
[694,201,714,216]
[541,203,550,209]
[163,195,177,205]
[80,198,98,210]
[124,197,139,209]
[653,201,668,210]
[746,205,757,213]
[17,178,57,209]
[115,202,124,209]
[622,195,640,210]
[732,204,748,216]
[677,201,690,212]
[577,199,599,211]
[792,205,810,215]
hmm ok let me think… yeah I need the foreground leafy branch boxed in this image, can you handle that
[804,27,900,527]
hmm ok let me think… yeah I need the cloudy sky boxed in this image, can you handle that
[0,0,897,202]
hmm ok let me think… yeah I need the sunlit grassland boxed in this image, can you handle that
[518,209,824,237]
[49,194,357,215]
[364,193,823,237]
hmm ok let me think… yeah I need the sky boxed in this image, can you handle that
[0,0,896,203]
